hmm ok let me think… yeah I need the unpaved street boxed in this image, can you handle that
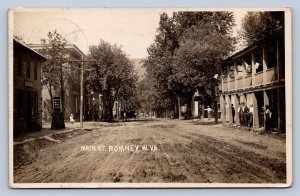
[14,119,286,183]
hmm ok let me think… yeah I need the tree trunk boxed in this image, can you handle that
[177,96,181,120]
[60,62,65,128]
[211,87,219,124]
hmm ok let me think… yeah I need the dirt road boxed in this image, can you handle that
[14,119,286,183]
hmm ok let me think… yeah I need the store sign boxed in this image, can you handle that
[53,97,61,110]
[24,80,33,87]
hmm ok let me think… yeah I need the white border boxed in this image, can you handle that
[8,7,292,188]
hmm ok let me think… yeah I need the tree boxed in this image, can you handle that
[40,30,68,129]
[144,11,235,122]
[239,11,284,46]
[173,20,235,123]
[86,40,137,122]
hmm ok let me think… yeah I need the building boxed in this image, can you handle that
[29,44,86,122]
[13,39,46,135]
[219,30,285,133]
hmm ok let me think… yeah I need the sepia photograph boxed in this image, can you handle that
[8,8,292,188]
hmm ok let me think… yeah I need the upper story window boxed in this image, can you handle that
[17,57,23,76]
[242,53,252,76]
[34,61,38,80]
[266,41,277,69]
[254,47,263,73]
[26,60,31,79]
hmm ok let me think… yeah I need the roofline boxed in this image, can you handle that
[222,28,284,65]
[14,39,47,60]
[28,43,87,58]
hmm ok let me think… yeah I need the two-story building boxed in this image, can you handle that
[219,30,285,133]
[29,44,86,122]
[13,39,46,135]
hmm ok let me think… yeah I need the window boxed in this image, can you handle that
[16,90,25,119]
[266,42,277,69]
[31,92,38,118]
[254,47,263,73]
[34,61,38,80]
[26,60,31,79]
[17,57,22,76]
[243,53,252,76]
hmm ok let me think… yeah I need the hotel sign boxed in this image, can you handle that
[53,97,61,110]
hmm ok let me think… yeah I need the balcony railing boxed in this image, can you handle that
[244,75,252,88]
[229,80,235,91]
[255,72,263,86]
[223,82,228,92]
[265,67,278,84]
[236,78,243,90]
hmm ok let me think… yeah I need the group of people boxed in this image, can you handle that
[232,102,272,132]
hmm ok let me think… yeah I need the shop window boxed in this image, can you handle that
[31,92,38,118]
[16,90,25,119]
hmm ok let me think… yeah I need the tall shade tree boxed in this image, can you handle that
[144,11,235,121]
[239,11,284,46]
[173,21,235,123]
[86,40,138,122]
[40,30,68,128]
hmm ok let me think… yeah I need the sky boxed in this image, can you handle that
[13,8,247,59]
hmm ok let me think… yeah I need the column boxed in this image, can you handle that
[227,95,233,125]
[263,47,268,85]
[220,95,225,124]
[221,68,224,92]
[227,64,230,91]
[263,90,269,129]
[251,52,256,87]
[194,101,199,117]
[276,41,280,82]
[277,88,282,133]
[234,94,240,126]
[252,92,259,129]
[234,61,238,90]
[242,60,246,89]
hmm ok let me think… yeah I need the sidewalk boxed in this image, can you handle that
[14,121,101,144]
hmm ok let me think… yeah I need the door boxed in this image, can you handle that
[26,90,32,131]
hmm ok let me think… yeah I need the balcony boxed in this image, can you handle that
[244,75,252,88]
[229,80,235,91]
[265,67,278,84]
[255,72,263,86]
[236,78,243,90]
[223,82,228,92]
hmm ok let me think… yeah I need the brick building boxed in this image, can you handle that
[13,39,46,135]
[219,30,285,132]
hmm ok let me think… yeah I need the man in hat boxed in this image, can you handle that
[240,102,249,127]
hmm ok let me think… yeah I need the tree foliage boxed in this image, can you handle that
[143,12,235,120]
[40,30,68,110]
[86,40,138,121]
[239,11,284,46]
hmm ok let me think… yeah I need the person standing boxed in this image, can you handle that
[240,102,249,127]
[237,103,242,126]
[207,106,213,120]
[248,105,253,129]
[231,104,235,124]
[265,105,272,133]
